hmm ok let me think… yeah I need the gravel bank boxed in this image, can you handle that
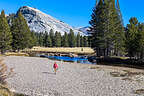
[3,56,144,96]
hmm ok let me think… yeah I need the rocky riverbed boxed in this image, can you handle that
[3,56,144,96]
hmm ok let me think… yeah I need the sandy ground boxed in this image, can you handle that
[3,56,144,96]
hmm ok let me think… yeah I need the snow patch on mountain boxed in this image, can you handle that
[77,26,90,35]
[17,6,85,35]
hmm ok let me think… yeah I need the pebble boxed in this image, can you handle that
[3,56,144,96]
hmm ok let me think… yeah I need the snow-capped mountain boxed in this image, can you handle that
[77,26,90,35]
[17,6,85,35]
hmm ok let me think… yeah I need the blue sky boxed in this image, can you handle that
[0,0,144,27]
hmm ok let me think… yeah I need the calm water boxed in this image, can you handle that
[40,55,94,64]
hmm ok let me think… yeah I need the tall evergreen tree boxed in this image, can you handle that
[80,36,84,47]
[138,23,144,59]
[47,34,52,47]
[11,12,32,51]
[36,32,44,46]
[68,29,76,47]
[89,0,106,56]
[89,0,125,56]
[58,32,62,47]
[43,31,52,47]
[29,31,37,48]
[83,36,89,47]
[54,31,61,47]
[0,10,12,53]
[49,29,55,47]
[62,32,69,47]
[110,0,125,56]
[125,17,140,58]
[76,32,81,47]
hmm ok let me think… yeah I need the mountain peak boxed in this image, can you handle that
[17,6,85,35]
[19,6,48,17]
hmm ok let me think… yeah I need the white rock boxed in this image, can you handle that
[17,6,86,35]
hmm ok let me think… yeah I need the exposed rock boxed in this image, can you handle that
[17,6,85,35]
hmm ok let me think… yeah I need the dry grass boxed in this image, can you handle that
[0,84,13,96]
[0,59,25,96]
[5,52,29,56]
[23,46,95,54]
[0,84,26,96]
[0,59,14,84]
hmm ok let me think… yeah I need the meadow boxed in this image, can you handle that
[23,46,95,54]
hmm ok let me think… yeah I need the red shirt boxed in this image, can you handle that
[53,63,58,68]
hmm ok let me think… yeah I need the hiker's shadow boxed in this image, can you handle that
[42,72,55,75]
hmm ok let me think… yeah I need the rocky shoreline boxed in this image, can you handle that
[3,56,144,96]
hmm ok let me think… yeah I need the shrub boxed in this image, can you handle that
[0,59,14,84]
[0,84,13,96]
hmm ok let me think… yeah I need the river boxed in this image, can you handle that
[40,55,95,64]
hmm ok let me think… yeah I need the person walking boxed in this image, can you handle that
[53,62,58,75]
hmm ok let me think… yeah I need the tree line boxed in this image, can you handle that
[89,0,144,59]
[0,10,90,53]
[35,29,89,47]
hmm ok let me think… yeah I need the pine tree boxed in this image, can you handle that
[80,36,84,47]
[19,12,32,49]
[62,32,69,47]
[0,10,12,53]
[137,23,144,59]
[68,29,76,47]
[125,17,140,58]
[54,31,61,47]
[89,0,125,56]
[47,34,52,47]
[34,32,44,46]
[49,29,55,47]
[43,31,48,47]
[43,31,52,47]
[109,0,125,56]
[76,32,80,47]
[11,17,19,50]
[11,12,32,51]
[89,0,107,56]
[30,31,37,47]
[83,36,89,47]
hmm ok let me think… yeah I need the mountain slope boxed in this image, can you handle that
[17,6,84,35]
[77,26,90,35]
